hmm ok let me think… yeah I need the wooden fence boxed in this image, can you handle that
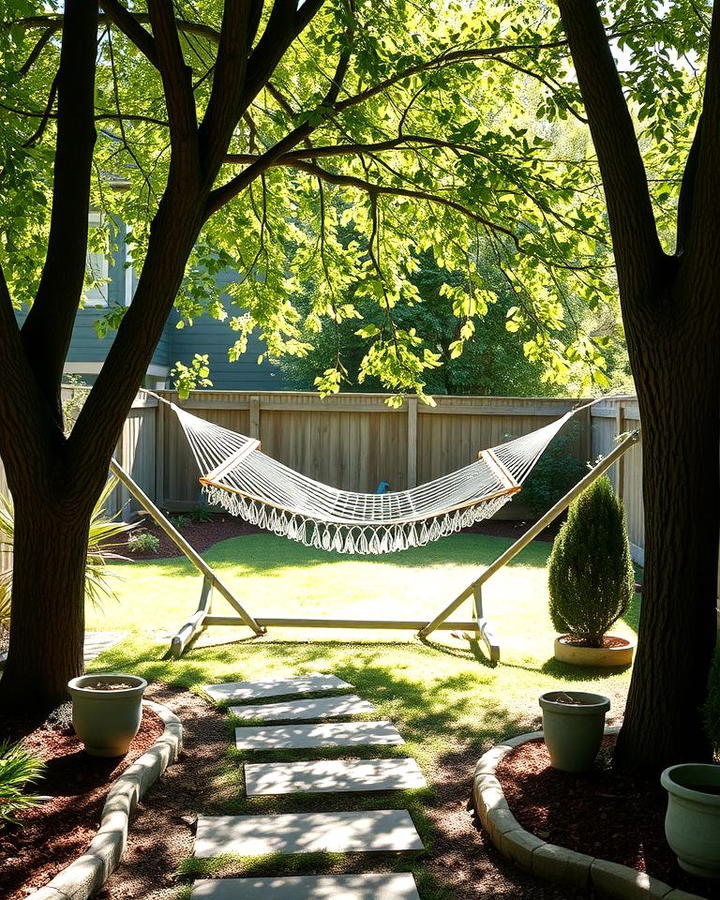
[0,391,646,572]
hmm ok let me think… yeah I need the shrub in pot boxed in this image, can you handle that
[548,475,635,666]
[660,647,720,878]
[68,673,148,757]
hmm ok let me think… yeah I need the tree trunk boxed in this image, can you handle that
[0,490,92,711]
[615,282,720,773]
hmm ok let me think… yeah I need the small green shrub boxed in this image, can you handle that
[187,504,214,524]
[548,475,634,647]
[127,531,160,554]
[0,742,45,825]
[703,644,720,757]
[169,513,192,528]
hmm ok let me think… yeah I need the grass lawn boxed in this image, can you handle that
[87,531,638,897]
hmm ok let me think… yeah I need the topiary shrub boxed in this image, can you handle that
[703,643,720,757]
[548,475,634,648]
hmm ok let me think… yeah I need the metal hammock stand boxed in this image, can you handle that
[110,394,640,662]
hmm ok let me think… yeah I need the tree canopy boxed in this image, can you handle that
[0,0,652,402]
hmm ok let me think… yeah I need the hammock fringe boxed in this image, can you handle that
[202,484,511,555]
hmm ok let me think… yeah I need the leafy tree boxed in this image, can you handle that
[0,0,714,777]
[278,249,561,396]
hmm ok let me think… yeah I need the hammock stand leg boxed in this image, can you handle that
[417,429,641,653]
[109,459,266,655]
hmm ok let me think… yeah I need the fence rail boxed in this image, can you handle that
[0,391,646,573]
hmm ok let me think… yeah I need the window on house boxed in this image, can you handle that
[86,211,109,307]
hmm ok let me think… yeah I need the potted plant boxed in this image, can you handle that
[68,673,148,757]
[660,647,720,878]
[539,690,611,772]
[548,475,635,666]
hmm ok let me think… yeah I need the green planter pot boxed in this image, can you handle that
[68,673,148,757]
[539,690,610,773]
[661,763,720,878]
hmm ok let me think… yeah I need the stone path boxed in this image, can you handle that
[234,720,404,750]
[245,757,426,796]
[203,674,352,702]
[195,674,425,896]
[229,694,376,722]
[191,873,420,898]
[195,809,424,856]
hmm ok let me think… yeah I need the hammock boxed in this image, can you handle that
[165,399,584,555]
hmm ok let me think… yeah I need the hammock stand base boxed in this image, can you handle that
[109,428,640,664]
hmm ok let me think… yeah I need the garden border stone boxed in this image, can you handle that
[26,699,182,900]
[472,726,706,900]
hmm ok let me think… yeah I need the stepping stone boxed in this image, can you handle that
[194,809,424,856]
[83,630,126,662]
[230,694,376,722]
[191,872,420,898]
[234,721,403,750]
[202,674,352,703]
[245,757,427,796]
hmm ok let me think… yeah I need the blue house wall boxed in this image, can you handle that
[16,216,286,390]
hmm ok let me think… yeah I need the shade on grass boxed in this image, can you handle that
[87,531,638,897]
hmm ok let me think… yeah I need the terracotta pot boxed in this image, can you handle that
[539,690,610,773]
[661,763,720,879]
[553,634,635,667]
[68,673,147,757]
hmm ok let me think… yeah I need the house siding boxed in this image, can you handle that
[167,310,284,391]
[14,231,286,389]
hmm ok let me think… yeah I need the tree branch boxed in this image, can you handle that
[198,1,251,178]
[685,2,720,259]
[238,0,326,115]
[556,0,662,294]
[20,0,99,416]
[100,0,158,67]
[334,39,570,114]
[18,27,53,77]
[0,267,56,483]
[148,0,201,188]
[280,158,520,245]
[676,116,702,255]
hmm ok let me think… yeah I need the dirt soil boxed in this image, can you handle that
[98,686,586,899]
[121,513,561,561]
[497,736,717,899]
[0,705,164,899]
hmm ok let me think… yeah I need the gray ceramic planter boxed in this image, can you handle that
[661,763,720,878]
[68,673,148,757]
[539,690,610,773]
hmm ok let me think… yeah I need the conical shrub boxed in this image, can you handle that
[548,475,634,648]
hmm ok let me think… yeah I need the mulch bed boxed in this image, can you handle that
[497,736,718,899]
[121,513,259,559]
[0,704,164,899]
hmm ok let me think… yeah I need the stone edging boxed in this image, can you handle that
[473,726,706,900]
[28,699,183,900]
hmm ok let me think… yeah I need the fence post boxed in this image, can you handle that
[155,396,165,509]
[249,394,261,440]
[407,396,418,489]
[615,403,625,498]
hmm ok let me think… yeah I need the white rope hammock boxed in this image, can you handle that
[162,398,585,555]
